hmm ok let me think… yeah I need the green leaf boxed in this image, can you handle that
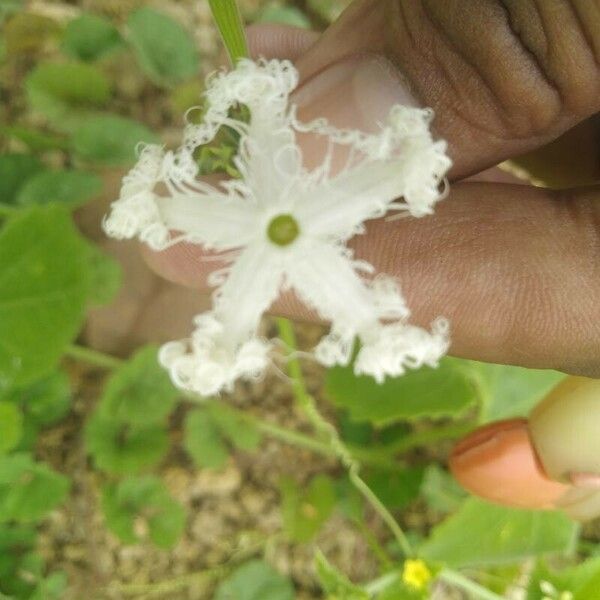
[101,483,137,544]
[315,550,368,599]
[476,362,565,422]
[364,467,424,510]
[127,8,199,87]
[62,14,122,61]
[214,560,295,600]
[0,0,22,22]
[71,115,159,165]
[85,414,169,474]
[102,477,185,548]
[25,61,111,131]
[2,370,72,427]
[83,244,122,306]
[0,453,70,522]
[339,411,375,446]
[0,206,91,386]
[0,402,23,453]
[526,558,600,600]
[184,409,230,470]
[254,6,311,28]
[325,358,482,425]
[420,498,577,568]
[1,125,69,153]
[30,571,68,600]
[147,495,186,549]
[14,418,39,452]
[16,169,102,208]
[98,346,177,426]
[377,578,427,600]
[0,153,44,206]
[208,403,262,451]
[0,525,38,598]
[419,465,466,515]
[280,474,336,543]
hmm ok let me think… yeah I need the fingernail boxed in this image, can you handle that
[569,472,600,488]
[293,54,418,132]
[449,418,569,510]
[553,486,600,521]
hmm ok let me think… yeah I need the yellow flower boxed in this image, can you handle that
[402,559,432,590]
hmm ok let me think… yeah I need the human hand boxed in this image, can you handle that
[122,2,600,515]
[147,1,600,377]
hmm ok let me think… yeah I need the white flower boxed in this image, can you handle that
[103,59,452,396]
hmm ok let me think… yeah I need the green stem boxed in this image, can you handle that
[208,0,249,64]
[65,344,124,370]
[438,569,506,600]
[248,416,337,457]
[109,567,223,597]
[276,317,415,558]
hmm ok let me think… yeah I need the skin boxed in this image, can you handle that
[108,2,600,510]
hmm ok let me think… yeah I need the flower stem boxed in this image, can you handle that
[276,317,415,558]
[438,569,506,600]
[65,344,124,370]
[208,0,250,64]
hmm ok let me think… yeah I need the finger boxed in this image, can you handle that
[449,418,570,510]
[246,23,319,60]
[292,0,600,179]
[450,377,600,520]
[143,180,600,376]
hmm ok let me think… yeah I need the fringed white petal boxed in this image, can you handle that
[160,244,285,395]
[355,318,450,383]
[293,105,452,240]
[102,144,170,250]
[314,327,356,367]
[285,240,379,331]
[159,316,272,396]
[212,243,285,347]
[158,149,261,251]
[158,193,259,251]
[370,275,411,321]
[236,125,303,211]
[184,59,299,151]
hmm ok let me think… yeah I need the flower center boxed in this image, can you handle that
[267,214,300,246]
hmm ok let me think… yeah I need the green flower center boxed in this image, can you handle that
[267,214,300,246]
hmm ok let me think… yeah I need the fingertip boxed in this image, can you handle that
[141,242,221,290]
[246,23,320,61]
[449,418,569,510]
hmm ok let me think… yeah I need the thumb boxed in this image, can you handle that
[293,53,417,135]
[294,0,600,179]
